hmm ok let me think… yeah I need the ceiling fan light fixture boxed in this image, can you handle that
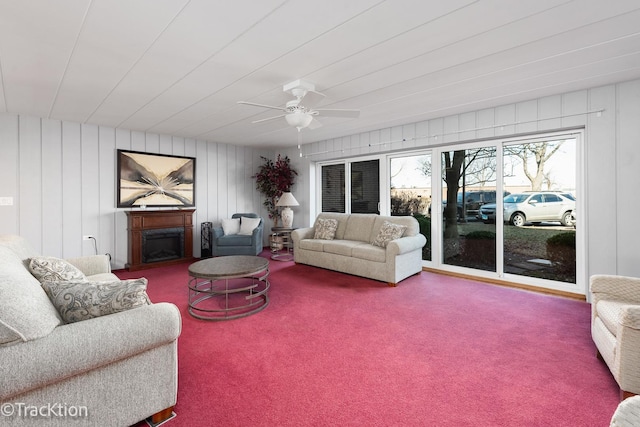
[285,111,313,129]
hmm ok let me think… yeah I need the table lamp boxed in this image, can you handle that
[276,192,299,228]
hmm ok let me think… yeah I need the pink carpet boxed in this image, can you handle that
[120,252,620,426]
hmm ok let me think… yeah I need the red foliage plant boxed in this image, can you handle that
[253,155,298,225]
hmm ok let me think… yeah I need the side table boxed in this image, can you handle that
[270,227,296,261]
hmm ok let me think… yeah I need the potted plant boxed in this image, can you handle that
[253,155,298,227]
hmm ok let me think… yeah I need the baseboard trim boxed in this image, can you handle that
[421,267,585,301]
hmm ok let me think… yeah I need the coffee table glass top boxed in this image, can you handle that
[189,255,268,279]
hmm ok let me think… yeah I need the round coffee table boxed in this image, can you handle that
[187,255,269,320]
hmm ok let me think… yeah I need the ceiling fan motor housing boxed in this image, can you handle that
[283,79,316,97]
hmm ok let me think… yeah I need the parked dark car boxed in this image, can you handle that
[457,190,510,219]
[429,190,510,220]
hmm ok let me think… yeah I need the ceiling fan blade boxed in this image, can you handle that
[307,118,323,130]
[251,114,286,124]
[300,90,325,108]
[237,101,286,112]
[313,108,360,118]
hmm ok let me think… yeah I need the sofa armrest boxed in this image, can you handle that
[621,306,640,330]
[386,234,427,256]
[590,275,640,304]
[0,302,181,400]
[65,254,112,276]
[292,227,315,245]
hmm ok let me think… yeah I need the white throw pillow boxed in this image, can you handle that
[221,218,240,235]
[239,217,261,235]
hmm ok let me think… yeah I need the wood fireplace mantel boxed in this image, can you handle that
[125,209,195,271]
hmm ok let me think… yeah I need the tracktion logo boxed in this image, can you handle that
[1,402,89,419]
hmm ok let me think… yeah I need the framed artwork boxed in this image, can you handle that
[117,149,196,208]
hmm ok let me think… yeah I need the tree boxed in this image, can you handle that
[505,141,564,191]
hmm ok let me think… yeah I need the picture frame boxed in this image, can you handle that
[117,149,196,208]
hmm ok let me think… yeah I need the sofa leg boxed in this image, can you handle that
[388,282,397,287]
[146,407,175,426]
[621,390,637,401]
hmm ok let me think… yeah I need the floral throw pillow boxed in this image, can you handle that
[372,221,407,248]
[41,278,151,324]
[314,218,338,240]
[29,256,87,283]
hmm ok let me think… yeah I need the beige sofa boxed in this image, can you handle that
[292,213,426,286]
[0,235,181,426]
[591,274,640,400]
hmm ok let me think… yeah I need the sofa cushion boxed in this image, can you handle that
[239,217,261,235]
[352,243,387,263]
[597,299,629,337]
[0,246,62,346]
[299,239,326,251]
[42,278,151,324]
[323,240,361,257]
[28,256,88,283]
[344,214,377,242]
[221,218,240,235]
[372,221,407,248]
[314,218,338,240]
[0,234,40,262]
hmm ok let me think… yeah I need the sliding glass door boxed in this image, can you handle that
[320,159,379,214]
[442,147,497,272]
[502,137,577,284]
[390,152,431,260]
[316,130,581,292]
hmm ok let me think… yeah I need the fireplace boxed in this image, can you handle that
[125,209,195,271]
[142,228,185,263]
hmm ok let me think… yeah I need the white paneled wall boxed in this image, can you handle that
[281,79,640,287]
[0,113,270,269]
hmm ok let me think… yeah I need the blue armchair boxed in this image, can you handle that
[211,213,264,256]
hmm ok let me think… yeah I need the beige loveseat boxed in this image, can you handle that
[291,213,426,286]
[0,235,181,426]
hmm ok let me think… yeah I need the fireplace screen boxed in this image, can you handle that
[142,228,185,264]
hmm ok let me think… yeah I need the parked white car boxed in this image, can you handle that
[478,191,576,226]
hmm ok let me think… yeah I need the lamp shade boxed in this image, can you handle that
[276,192,299,207]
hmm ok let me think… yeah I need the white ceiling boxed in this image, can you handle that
[1,0,640,148]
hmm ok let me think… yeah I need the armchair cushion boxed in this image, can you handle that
[221,218,240,235]
[42,278,151,324]
[239,216,261,235]
[217,234,254,246]
[28,256,88,282]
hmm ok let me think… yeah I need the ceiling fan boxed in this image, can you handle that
[237,79,360,131]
